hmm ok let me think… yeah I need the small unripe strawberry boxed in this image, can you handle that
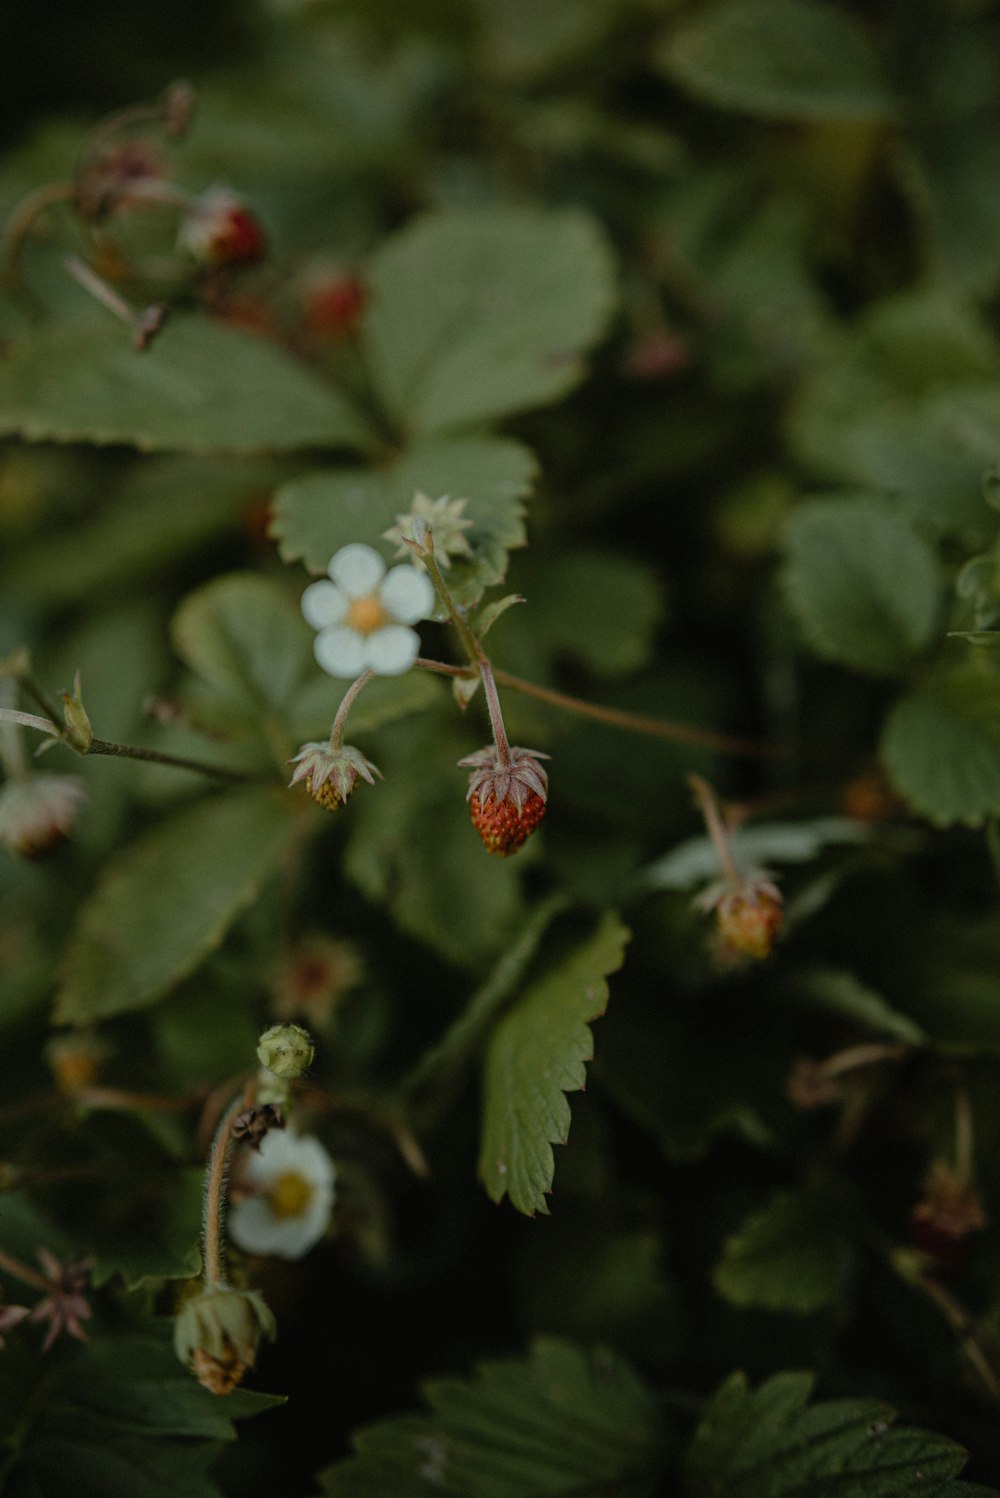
[470,788,546,857]
[715,885,783,960]
[287,742,380,810]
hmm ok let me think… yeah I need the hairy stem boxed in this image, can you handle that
[329,668,375,752]
[688,774,742,887]
[201,1090,249,1287]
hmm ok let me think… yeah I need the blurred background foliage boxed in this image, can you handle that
[5,0,1000,1494]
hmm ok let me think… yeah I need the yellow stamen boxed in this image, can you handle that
[346,595,388,635]
[268,1171,314,1220]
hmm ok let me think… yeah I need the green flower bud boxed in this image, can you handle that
[256,1023,314,1080]
[60,671,93,755]
[174,1284,275,1395]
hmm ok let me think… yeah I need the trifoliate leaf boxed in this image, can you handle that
[270,435,536,610]
[54,788,299,1022]
[713,1182,856,1314]
[0,1319,278,1498]
[881,669,1000,825]
[0,314,373,454]
[782,496,943,675]
[479,912,629,1215]
[320,1337,662,1497]
[362,209,617,436]
[658,0,895,122]
[683,1369,997,1498]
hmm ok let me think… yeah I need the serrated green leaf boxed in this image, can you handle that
[362,209,617,436]
[54,788,299,1022]
[658,0,894,122]
[343,718,525,966]
[782,496,943,675]
[881,669,1000,826]
[479,912,629,1215]
[0,1319,279,1498]
[320,1337,661,1497]
[713,1182,856,1314]
[0,314,372,454]
[270,435,536,610]
[683,1369,995,1498]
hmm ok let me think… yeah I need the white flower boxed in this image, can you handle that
[229,1129,335,1260]
[383,492,474,570]
[301,543,435,678]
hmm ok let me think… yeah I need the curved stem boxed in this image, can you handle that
[414,658,782,756]
[201,1089,249,1287]
[0,1246,50,1293]
[2,182,77,288]
[0,708,252,781]
[329,668,375,752]
[688,774,741,887]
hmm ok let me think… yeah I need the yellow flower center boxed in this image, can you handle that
[346,594,389,635]
[268,1170,314,1220]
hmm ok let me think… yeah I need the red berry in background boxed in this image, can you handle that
[302,272,368,338]
[180,187,266,269]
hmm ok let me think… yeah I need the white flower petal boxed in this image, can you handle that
[379,564,436,624]
[328,543,385,598]
[314,626,368,678]
[301,580,348,630]
[229,1130,336,1260]
[364,625,420,675]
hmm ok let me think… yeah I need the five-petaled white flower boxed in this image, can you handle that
[301,543,435,678]
[229,1129,336,1260]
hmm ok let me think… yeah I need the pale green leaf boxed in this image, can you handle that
[659,0,895,122]
[789,968,926,1045]
[321,1337,660,1497]
[683,1370,996,1498]
[270,435,536,609]
[362,209,617,436]
[782,496,943,675]
[639,818,869,893]
[0,314,372,454]
[882,669,1000,826]
[713,1183,856,1314]
[54,788,299,1022]
[479,912,629,1215]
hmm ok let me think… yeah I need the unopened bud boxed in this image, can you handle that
[179,188,266,269]
[60,672,92,754]
[256,1023,314,1081]
[174,1284,275,1394]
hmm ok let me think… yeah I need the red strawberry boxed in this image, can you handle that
[470,788,546,857]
